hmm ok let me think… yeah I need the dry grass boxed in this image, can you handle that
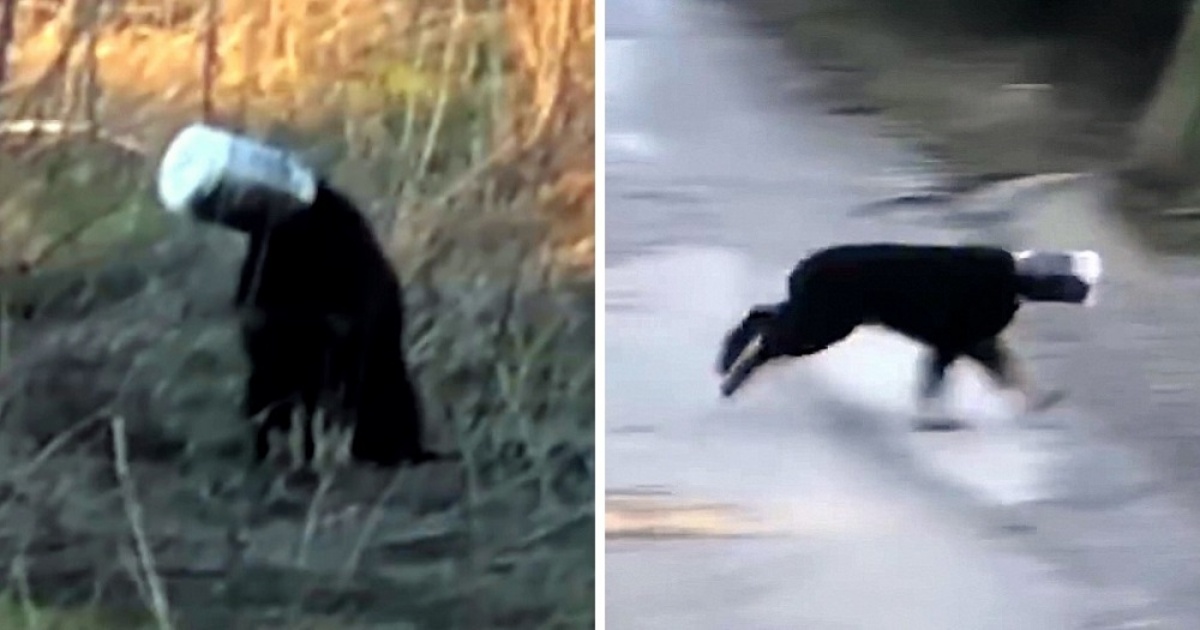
[0,0,594,627]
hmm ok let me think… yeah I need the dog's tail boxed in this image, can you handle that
[1012,249,1103,307]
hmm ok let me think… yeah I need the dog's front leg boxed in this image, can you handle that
[965,336,1065,414]
[1000,347,1066,414]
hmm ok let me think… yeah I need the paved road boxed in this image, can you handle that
[603,1,1109,628]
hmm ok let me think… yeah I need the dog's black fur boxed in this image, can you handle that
[718,243,1087,402]
[235,181,437,467]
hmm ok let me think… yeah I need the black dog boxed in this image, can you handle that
[156,124,438,467]
[234,181,439,466]
[717,243,1102,425]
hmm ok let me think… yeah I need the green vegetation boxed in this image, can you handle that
[0,0,594,627]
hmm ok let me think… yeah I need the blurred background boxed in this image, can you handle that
[605,0,1200,628]
[750,0,1200,250]
[0,0,593,627]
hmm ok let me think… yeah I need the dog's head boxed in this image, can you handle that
[157,123,318,233]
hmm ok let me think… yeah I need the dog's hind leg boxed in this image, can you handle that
[718,301,854,398]
[914,346,966,431]
[717,303,782,375]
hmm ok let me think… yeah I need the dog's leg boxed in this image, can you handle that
[914,347,964,431]
[719,335,772,398]
[720,332,848,398]
[717,303,782,375]
[965,336,1064,413]
[245,369,291,462]
[718,302,854,398]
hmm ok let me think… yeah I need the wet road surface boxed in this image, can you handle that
[603,0,1099,628]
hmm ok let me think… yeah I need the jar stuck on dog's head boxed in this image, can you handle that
[157,123,318,232]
